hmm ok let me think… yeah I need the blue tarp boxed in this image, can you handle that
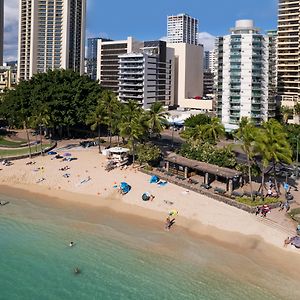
[120,182,131,194]
[48,151,57,155]
[150,175,159,184]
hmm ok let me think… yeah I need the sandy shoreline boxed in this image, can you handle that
[0,147,299,255]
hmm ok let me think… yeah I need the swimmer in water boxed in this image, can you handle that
[69,241,74,247]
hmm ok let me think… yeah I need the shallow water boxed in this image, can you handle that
[0,192,299,300]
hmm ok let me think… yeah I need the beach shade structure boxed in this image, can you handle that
[291,236,300,248]
[142,192,150,201]
[48,151,57,155]
[150,175,159,184]
[120,182,131,194]
[63,152,72,157]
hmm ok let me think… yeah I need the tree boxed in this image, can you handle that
[294,102,300,124]
[0,69,102,138]
[280,106,293,124]
[101,90,119,146]
[235,117,258,199]
[255,119,292,195]
[136,143,161,165]
[201,117,225,144]
[146,102,169,137]
[184,114,211,128]
[86,99,107,153]
[119,101,145,163]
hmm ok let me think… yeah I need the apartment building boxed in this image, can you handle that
[277,0,300,106]
[267,30,278,116]
[216,20,269,132]
[18,0,86,81]
[96,37,142,92]
[118,41,174,109]
[0,66,17,92]
[86,37,111,80]
[0,0,3,66]
[167,13,198,45]
[167,43,205,110]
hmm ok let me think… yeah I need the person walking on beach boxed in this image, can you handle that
[255,206,261,216]
[284,237,291,247]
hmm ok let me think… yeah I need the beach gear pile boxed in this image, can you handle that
[290,236,300,249]
[120,182,131,194]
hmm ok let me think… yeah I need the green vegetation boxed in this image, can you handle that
[179,142,236,168]
[0,143,51,158]
[0,137,26,148]
[184,113,211,128]
[136,143,161,165]
[0,70,169,162]
[289,208,300,223]
[236,196,279,207]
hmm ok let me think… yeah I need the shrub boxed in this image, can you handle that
[236,196,279,207]
[136,143,161,166]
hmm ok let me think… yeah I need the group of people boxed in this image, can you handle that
[279,201,291,212]
[255,205,271,217]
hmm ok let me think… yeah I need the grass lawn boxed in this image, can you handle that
[0,137,26,148]
[236,196,280,207]
[289,208,300,223]
[0,144,51,158]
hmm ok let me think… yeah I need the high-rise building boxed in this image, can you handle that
[0,0,3,66]
[118,41,174,109]
[267,30,278,115]
[87,37,111,80]
[167,13,198,45]
[216,20,270,132]
[18,0,86,81]
[96,37,142,92]
[167,43,204,109]
[203,50,215,72]
[277,0,300,105]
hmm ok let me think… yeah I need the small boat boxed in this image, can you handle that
[0,201,9,206]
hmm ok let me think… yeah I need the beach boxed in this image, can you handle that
[0,146,299,253]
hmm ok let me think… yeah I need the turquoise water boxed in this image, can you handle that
[0,193,299,300]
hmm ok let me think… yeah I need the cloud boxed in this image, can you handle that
[197,32,216,51]
[3,0,19,62]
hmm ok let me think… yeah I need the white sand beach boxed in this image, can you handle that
[0,146,299,254]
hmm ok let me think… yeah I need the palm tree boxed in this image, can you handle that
[255,119,292,195]
[101,90,119,147]
[119,101,145,163]
[294,102,300,124]
[201,117,225,144]
[32,105,51,155]
[180,124,205,146]
[235,117,258,199]
[86,100,106,153]
[280,106,293,124]
[146,102,169,137]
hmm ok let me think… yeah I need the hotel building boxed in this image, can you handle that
[215,20,270,132]
[96,37,142,92]
[0,0,3,66]
[277,0,300,106]
[167,13,198,45]
[118,41,174,109]
[18,0,86,81]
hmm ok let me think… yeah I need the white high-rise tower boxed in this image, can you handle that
[18,0,86,81]
[167,13,198,45]
[215,20,274,132]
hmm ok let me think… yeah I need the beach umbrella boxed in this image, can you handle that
[150,175,159,184]
[142,192,150,201]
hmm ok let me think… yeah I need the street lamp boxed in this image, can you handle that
[171,115,178,150]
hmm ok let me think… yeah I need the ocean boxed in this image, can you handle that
[0,191,299,300]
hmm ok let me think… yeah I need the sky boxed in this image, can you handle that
[3,0,278,61]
